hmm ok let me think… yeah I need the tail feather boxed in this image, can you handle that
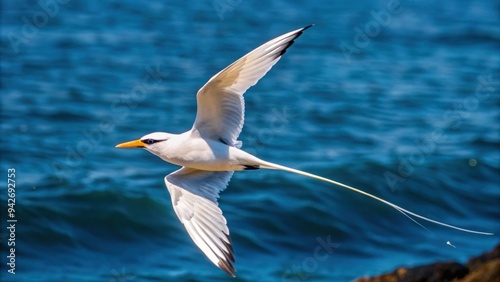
[259,161,493,236]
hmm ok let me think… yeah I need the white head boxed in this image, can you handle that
[115,132,173,157]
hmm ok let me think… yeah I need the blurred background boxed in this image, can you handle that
[1,0,499,281]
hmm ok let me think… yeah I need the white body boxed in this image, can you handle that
[147,132,262,171]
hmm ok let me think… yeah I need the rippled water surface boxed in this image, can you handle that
[1,1,499,281]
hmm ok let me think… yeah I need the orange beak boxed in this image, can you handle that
[115,139,145,148]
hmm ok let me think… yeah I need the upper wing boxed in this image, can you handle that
[191,25,312,146]
[164,167,236,276]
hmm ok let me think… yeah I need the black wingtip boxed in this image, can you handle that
[216,233,236,277]
[275,24,313,58]
[302,24,315,31]
[218,260,237,277]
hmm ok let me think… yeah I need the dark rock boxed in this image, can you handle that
[356,262,468,282]
[356,243,500,282]
[457,243,500,282]
[457,260,500,282]
[466,243,500,271]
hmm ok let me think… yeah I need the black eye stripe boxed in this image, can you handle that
[142,139,156,145]
[141,138,168,145]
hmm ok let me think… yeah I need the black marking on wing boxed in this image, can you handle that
[217,233,236,277]
[243,165,260,170]
[275,24,314,59]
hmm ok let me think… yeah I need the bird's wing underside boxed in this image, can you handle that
[164,167,236,276]
[191,25,312,146]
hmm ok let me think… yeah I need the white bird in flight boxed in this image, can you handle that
[116,25,492,277]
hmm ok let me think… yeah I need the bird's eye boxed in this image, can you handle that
[142,139,156,145]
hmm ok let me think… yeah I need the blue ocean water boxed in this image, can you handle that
[1,0,499,281]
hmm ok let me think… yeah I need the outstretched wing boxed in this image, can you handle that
[191,25,312,146]
[164,167,236,276]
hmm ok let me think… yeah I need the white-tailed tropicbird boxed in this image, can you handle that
[116,25,492,277]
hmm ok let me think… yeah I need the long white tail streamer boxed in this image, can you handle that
[260,161,493,237]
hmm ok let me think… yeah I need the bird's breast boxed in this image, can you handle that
[158,137,244,171]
